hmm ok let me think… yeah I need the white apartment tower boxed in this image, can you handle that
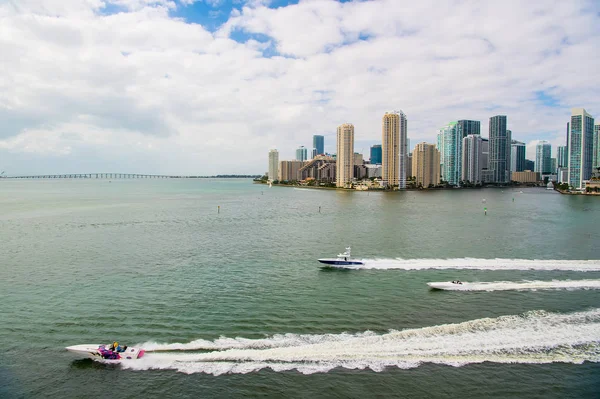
[268,149,279,181]
[336,123,355,188]
[462,134,483,184]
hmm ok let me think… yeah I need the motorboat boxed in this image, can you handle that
[318,247,364,267]
[427,281,467,290]
[66,343,145,361]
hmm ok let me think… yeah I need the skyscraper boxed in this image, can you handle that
[438,122,461,185]
[296,146,307,162]
[557,145,568,168]
[313,135,324,156]
[525,159,535,171]
[568,108,595,189]
[511,140,526,173]
[268,149,279,181]
[412,143,440,188]
[594,124,600,169]
[370,144,382,164]
[489,115,511,183]
[462,134,482,184]
[382,111,407,188]
[457,120,480,138]
[336,123,354,188]
[535,141,552,174]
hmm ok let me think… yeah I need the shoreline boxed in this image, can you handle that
[253,181,544,192]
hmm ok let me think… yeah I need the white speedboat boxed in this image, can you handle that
[318,247,364,267]
[427,280,467,290]
[66,343,145,361]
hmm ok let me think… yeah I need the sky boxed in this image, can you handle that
[0,0,599,175]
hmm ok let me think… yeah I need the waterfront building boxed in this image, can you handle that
[557,145,568,168]
[551,158,557,174]
[462,134,482,184]
[457,120,480,138]
[268,149,279,181]
[365,164,382,178]
[480,138,489,177]
[439,122,461,185]
[489,115,511,183]
[278,160,305,182]
[370,145,382,164]
[558,167,569,183]
[535,141,552,174]
[382,111,408,188]
[313,135,324,156]
[567,108,595,189]
[437,131,445,178]
[525,159,535,171]
[512,170,540,183]
[296,146,308,162]
[354,153,364,166]
[299,155,335,183]
[511,140,526,173]
[406,153,412,179]
[594,124,600,169]
[412,143,440,188]
[336,123,355,188]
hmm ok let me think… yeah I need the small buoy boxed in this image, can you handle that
[218,205,220,214]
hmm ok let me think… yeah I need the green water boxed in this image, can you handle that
[0,179,599,398]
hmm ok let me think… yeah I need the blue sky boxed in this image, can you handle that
[0,0,598,174]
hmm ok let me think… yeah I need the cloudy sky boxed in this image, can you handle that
[1,0,599,175]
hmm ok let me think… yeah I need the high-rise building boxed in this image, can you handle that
[382,111,407,188]
[489,115,511,183]
[313,135,324,156]
[511,140,526,173]
[480,138,489,175]
[268,149,279,181]
[412,143,440,188]
[557,145,568,168]
[296,146,307,162]
[594,124,600,169]
[336,123,354,188]
[278,160,304,182]
[525,159,535,171]
[551,158,557,174]
[370,145,382,164]
[567,108,595,189]
[457,120,481,138]
[354,153,364,165]
[535,141,552,174]
[438,122,461,185]
[462,134,483,184]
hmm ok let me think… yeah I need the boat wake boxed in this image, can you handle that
[124,309,600,375]
[427,279,600,291]
[348,258,600,271]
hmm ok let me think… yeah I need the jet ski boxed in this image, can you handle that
[66,343,145,361]
[318,247,364,267]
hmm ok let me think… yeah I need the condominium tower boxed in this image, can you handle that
[412,142,440,188]
[457,120,481,138]
[594,124,600,169]
[511,140,526,173]
[462,134,482,184]
[535,141,552,174]
[382,111,407,188]
[268,149,279,181]
[336,123,355,188]
[296,146,308,162]
[438,122,461,185]
[567,108,595,189]
[489,115,511,183]
[313,135,324,156]
[557,145,568,168]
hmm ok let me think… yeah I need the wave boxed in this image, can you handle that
[344,258,600,271]
[427,279,600,291]
[124,309,600,375]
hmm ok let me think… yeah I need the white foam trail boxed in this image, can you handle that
[123,309,600,375]
[428,280,600,291]
[346,258,600,271]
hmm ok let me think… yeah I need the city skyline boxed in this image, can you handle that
[0,0,599,175]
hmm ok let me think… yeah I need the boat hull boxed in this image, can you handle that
[66,344,145,361]
[427,282,467,290]
[318,259,364,266]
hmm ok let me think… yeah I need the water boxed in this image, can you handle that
[0,179,599,398]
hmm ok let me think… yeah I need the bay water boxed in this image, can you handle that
[1,179,599,398]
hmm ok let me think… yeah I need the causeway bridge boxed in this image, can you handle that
[4,174,198,179]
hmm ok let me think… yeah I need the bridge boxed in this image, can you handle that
[4,174,199,179]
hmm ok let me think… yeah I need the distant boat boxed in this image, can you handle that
[318,247,364,267]
[547,182,554,190]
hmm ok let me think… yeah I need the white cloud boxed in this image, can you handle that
[0,0,599,174]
